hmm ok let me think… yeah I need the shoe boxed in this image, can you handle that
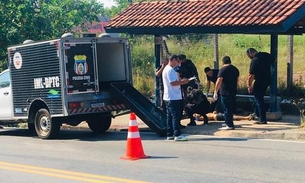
[179,124,186,129]
[187,121,196,126]
[167,136,174,140]
[219,126,235,130]
[174,135,188,141]
[253,121,267,124]
[166,136,175,140]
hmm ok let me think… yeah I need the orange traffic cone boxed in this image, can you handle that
[121,112,150,160]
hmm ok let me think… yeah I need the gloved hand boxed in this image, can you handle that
[189,76,197,81]
[213,91,218,101]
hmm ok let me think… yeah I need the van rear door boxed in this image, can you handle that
[64,42,98,94]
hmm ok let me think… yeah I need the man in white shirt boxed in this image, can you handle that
[162,55,193,141]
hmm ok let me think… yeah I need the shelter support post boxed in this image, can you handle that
[154,35,162,107]
[213,34,219,69]
[287,35,294,95]
[268,34,282,120]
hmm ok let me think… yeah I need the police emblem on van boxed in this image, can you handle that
[74,55,88,75]
[13,52,22,69]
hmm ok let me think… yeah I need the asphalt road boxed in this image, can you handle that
[1,128,305,183]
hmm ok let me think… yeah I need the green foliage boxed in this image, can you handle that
[133,75,155,97]
[130,36,155,95]
[0,0,103,67]
[232,34,265,50]
[171,34,211,44]
[278,78,305,98]
[128,34,305,98]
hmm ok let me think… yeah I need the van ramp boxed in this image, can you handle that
[110,82,166,136]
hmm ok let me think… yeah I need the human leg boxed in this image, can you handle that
[206,113,217,121]
[179,99,186,128]
[253,104,259,117]
[173,100,188,141]
[168,100,183,137]
[220,95,235,128]
[165,101,173,137]
[253,95,267,124]
[233,114,253,121]
[184,103,196,126]
[193,113,213,122]
[253,84,268,124]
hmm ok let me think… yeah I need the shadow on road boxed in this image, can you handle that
[0,127,162,141]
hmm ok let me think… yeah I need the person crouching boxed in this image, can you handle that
[184,86,210,126]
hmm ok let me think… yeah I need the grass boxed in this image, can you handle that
[131,34,305,98]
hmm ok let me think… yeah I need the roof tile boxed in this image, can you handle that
[107,0,305,33]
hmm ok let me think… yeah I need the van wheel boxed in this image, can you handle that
[34,109,60,139]
[87,116,112,133]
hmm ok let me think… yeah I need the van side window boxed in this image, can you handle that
[0,71,10,88]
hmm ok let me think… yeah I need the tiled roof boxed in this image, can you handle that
[106,0,305,34]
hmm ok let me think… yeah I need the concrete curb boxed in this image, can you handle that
[61,114,305,141]
[213,129,305,141]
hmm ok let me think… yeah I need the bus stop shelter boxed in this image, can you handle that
[105,0,305,118]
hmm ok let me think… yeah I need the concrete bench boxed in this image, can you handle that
[237,95,282,120]
[235,94,281,112]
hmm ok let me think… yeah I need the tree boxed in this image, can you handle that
[0,0,104,70]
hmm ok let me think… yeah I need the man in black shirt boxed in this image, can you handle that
[214,56,239,130]
[204,67,219,112]
[246,48,275,124]
[178,54,200,96]
[204,67,219,92]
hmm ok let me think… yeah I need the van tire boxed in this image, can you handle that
[34,108,60,139]
[87,116,112,133]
